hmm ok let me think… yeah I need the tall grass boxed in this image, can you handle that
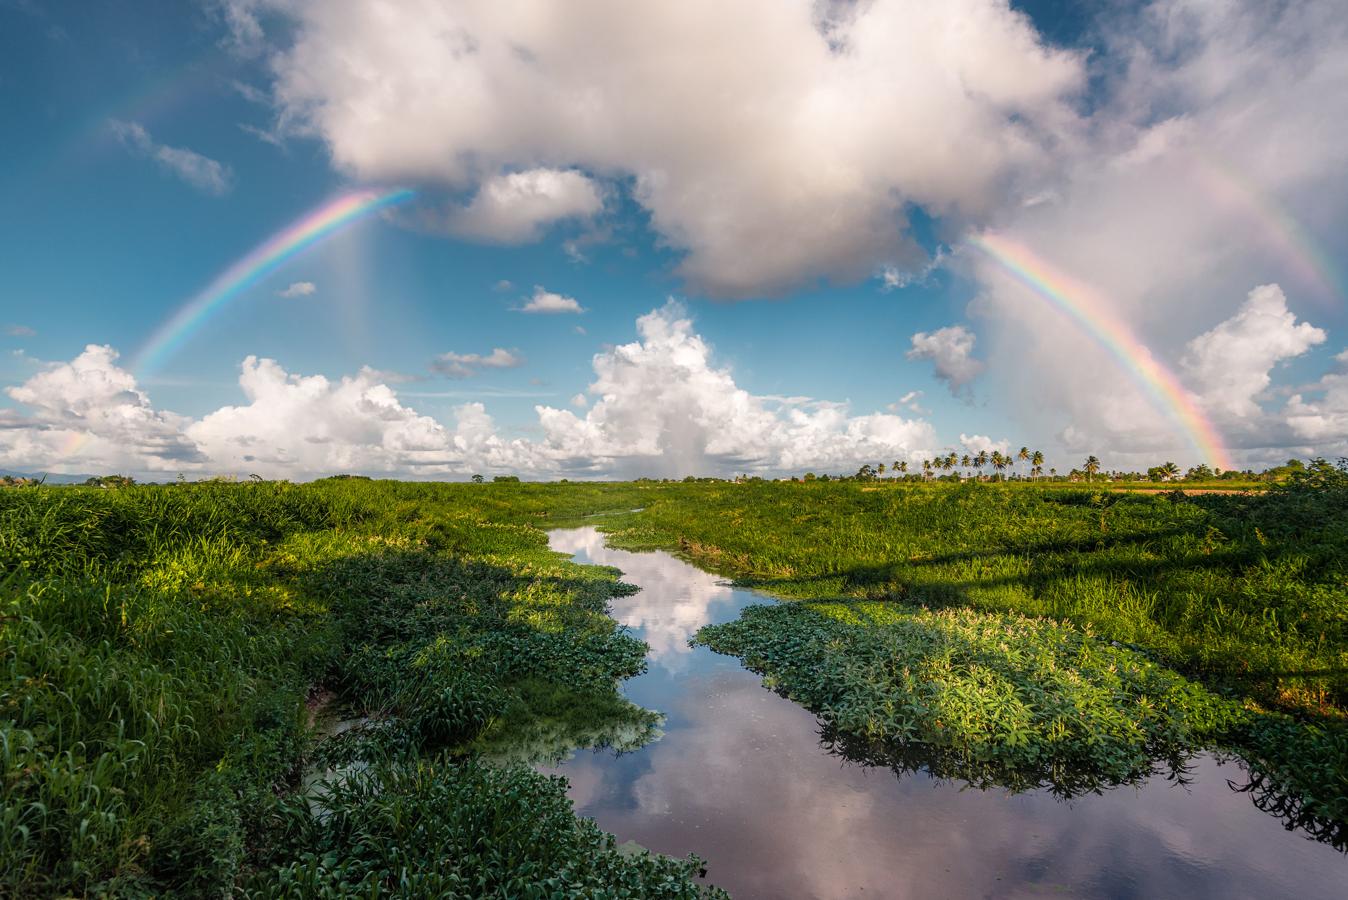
[0,480,720,897]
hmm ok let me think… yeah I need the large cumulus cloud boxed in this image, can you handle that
[227,0,1085,297]
[0,306,938,479]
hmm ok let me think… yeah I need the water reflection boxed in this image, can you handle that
[551,527,740,673]
[546,527,1348,899]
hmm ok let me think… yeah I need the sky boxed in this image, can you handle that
[1,0,1346,480]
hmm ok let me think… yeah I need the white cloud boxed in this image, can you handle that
[888,390,928,415]
[880,249,948,291]
[443,168,604,243]
[517,286,586,315]
[532,302,937,476]
[2,345,204,471]
[492,279,514,292]
[109,119,234,195]
[906,325,985,396]
[1283,346,1348,449]
[431,348,524,379]
[570,393,588,409]
[239,0,1085,297]
[1284,373,1348,447]
[277,281,317,298]
[0,306,939,479]
[5,325,36,337]
[1182,284,1325,419]
[183,359,536,476]
[959,433,1010,456]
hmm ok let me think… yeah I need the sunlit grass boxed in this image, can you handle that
[0,480,722,896]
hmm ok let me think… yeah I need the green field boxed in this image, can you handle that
[3,468,1346,894]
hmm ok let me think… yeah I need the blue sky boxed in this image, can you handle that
[2,1,1345,479]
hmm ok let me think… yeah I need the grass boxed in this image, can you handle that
[0,479,721,897]
[599,463,1348,844]
[4,469,1346,892]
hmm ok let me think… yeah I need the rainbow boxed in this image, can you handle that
[968,233,1233,470]
[1189,152,1344,309]
[132,187,415,375]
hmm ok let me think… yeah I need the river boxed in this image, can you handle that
[543,526,1347,899]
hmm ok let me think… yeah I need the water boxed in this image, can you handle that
[544,527,1348,899]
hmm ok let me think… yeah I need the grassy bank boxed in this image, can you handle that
[6,472,1346,892]
[0,479,720,897]
[599,466,1348,843]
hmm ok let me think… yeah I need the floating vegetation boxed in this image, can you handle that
[697,601,1245,796]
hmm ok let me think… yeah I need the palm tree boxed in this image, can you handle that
[922,459,933,481]
[1084,455,1101,483]
[974,450,988,481]
[961,454,971,479]
[1030,450,1044,481]
[898,460,908,476]
[1160,461,1179,481]
[877,462,886,479]
[1017,446,1030,479]
[992,451,1008,480]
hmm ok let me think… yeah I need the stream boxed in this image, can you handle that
[543,526,1346,899]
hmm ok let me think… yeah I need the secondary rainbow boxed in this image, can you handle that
[133,187,415,375]
[1189,151,1344,309]
[968,233,1233,470]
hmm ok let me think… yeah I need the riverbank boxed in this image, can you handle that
[0,480,721,896]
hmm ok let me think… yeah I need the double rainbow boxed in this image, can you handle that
[132,187,414,375]
[969,233,1233,470]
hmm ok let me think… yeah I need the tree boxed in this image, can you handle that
[1186,463,1213,481]
[1031,450,1044,481]
[1017,446,1030,479]
[992,451,1008,480]
[922,459,933,481]
[1083,455,1101,483]
[897,461,908,475]
[471,474,484,483]
[975,450,988,481]
[877,462,887,478]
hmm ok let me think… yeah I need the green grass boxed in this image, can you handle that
[599,464,1348,843]
[0,479,720,897]
[4,469,1346,891]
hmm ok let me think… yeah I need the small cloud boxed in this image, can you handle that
[278,281,317,298]
[562,225,613,264]
[492,279,514,292]
[239,122,286,149]
[571,392,588,409]
[879,249,947,292]
[517,285,586,315]
[5,324,36,338]
[887,390,928,415]
[906,324,985,397]
[573,325,587,335]
[230,79,269,104]
[431,347,524,379]
[108,119,234,195]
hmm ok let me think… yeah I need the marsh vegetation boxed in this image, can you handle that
[3,467,1346,895]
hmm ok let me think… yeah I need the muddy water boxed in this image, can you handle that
[544,527,1346,900]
